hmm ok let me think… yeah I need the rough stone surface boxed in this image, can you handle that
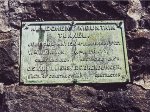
[2,84,150,112]
[0,0,150,112]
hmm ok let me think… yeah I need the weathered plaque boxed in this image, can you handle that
[20,21,130,84]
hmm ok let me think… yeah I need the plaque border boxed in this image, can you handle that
[19,20,131,85]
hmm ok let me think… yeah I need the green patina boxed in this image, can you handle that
[20,21,130,84]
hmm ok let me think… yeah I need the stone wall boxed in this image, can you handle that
[0,0,150,112]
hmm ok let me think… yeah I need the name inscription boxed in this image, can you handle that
[20,21,130,84]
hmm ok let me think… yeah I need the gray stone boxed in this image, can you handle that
[2,84,150,112]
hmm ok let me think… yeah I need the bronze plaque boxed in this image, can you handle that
[20,21,130,84]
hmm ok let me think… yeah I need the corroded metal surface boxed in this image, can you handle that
[21,21,130,84]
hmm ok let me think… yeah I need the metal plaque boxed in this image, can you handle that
[20,21,130,84]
